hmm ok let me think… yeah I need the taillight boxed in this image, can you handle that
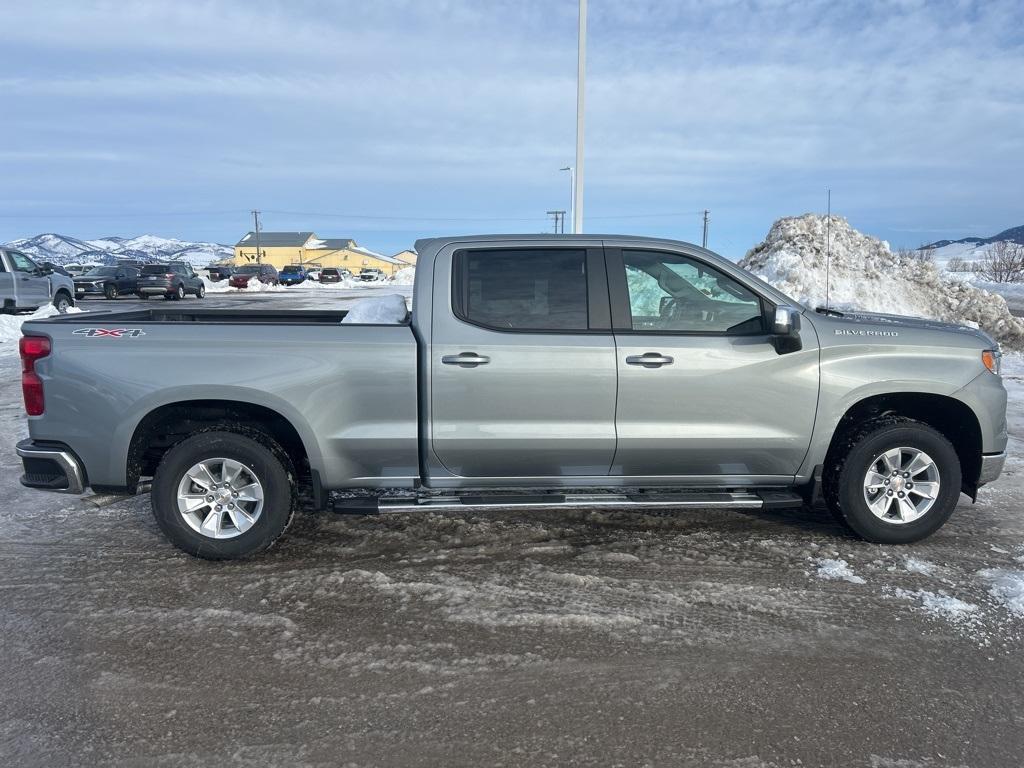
[20,335,51,416]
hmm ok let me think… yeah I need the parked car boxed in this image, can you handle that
[229,264,279,289]
[66,264,99,277]
[40,262,71,277]
[359,267,385,282]
[73,265,140,300]
[207,265,235,282]
[319,268,346,284]
[15,234,1010,560]
[279,265,308,286]
[0,248,75,313]
[305,268,322,282]
[137,262,206,300]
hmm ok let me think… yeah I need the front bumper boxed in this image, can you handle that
[978,452,1007,486]
[74,284,104,296]
[16,439,86,494]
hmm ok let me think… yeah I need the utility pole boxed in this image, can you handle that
[252,209,263,264]
[547,210,566,234]
[573,0,586,234]
[702,209,710,249]
[560,166,575,233]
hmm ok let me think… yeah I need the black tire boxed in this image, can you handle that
[824,418,961,543]
[105,284,118,300]
[172,284,186,300]
[151,431,295,560]
[196,283,206,299]
[52,291,73,313]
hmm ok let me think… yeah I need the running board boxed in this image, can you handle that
[332,490,803,515]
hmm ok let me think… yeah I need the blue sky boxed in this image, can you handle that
[1,0,1022,258]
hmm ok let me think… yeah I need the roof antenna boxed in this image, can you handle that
[824,188,832,311]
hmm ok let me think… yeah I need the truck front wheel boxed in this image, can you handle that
[151,431,295,559]
[824,419,961,544]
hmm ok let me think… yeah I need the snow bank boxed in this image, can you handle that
[392,267,416,286]
[0,304,83,353]
[739,214,1024,349]
[341,294,409,324]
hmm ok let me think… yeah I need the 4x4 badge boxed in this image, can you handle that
[72,328,146,338]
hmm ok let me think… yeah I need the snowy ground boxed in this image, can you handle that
[1,299,1024,766]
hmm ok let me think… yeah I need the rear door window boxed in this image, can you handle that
[453,248,589,331]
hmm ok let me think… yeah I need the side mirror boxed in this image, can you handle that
[771,305,801,335]
[770,305,802,353]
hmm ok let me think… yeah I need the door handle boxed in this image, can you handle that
[442,352,491,367]
[625,353,674,368]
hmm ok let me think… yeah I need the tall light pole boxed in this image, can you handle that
[573,0,586,235]
[560,166,575,233]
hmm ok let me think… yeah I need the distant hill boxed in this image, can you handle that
[922,224,1024,249]
[3,233,233,267]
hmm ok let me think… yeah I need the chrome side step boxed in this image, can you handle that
[332,490,803,515]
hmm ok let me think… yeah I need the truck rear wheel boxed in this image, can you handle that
[824,419,961,543]
[151,431,295,559]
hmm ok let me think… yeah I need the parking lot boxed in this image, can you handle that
[2,290,1023,767]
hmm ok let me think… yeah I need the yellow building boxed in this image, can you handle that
[392,249,418,267]
[233,232,410,276]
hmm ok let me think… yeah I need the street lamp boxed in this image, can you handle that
[573,0,586,234]
[560,166,575,234]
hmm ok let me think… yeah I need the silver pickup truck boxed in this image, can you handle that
[0,247,76,313]
[16,235,1008,559]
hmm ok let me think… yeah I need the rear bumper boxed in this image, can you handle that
[978,452,1006,486]
[16,439,86,494]
[139,284,173,294]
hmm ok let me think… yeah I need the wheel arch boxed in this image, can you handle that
[126,398,320,491]
[824,392,982,496]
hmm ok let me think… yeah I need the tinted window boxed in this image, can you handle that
[237,266,260,274]
[622,250,763,334]
[143,265,170,275]
[455,248,588,331]
[85,267,119,276]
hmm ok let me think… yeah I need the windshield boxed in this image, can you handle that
[237,266,261,274]
[84,267,119,277]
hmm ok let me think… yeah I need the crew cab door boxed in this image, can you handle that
[428,244,617,479]
[607,246,819,481]
[6,250,51,308]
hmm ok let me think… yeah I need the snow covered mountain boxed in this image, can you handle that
[3,233,233,267]
[922,224,1024,250]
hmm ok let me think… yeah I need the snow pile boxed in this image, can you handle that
[0,304,83,352]
[236,278,286,293]
[392,266,416,285]
[739,214,1024,349]
[341,294,409,324]
[812,558,866,584]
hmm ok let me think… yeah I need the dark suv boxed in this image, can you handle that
[138,263,206,300]
[73,266,140,300]
[207,265,235,282]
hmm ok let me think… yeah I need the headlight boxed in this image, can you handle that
[982,349,1001,375]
